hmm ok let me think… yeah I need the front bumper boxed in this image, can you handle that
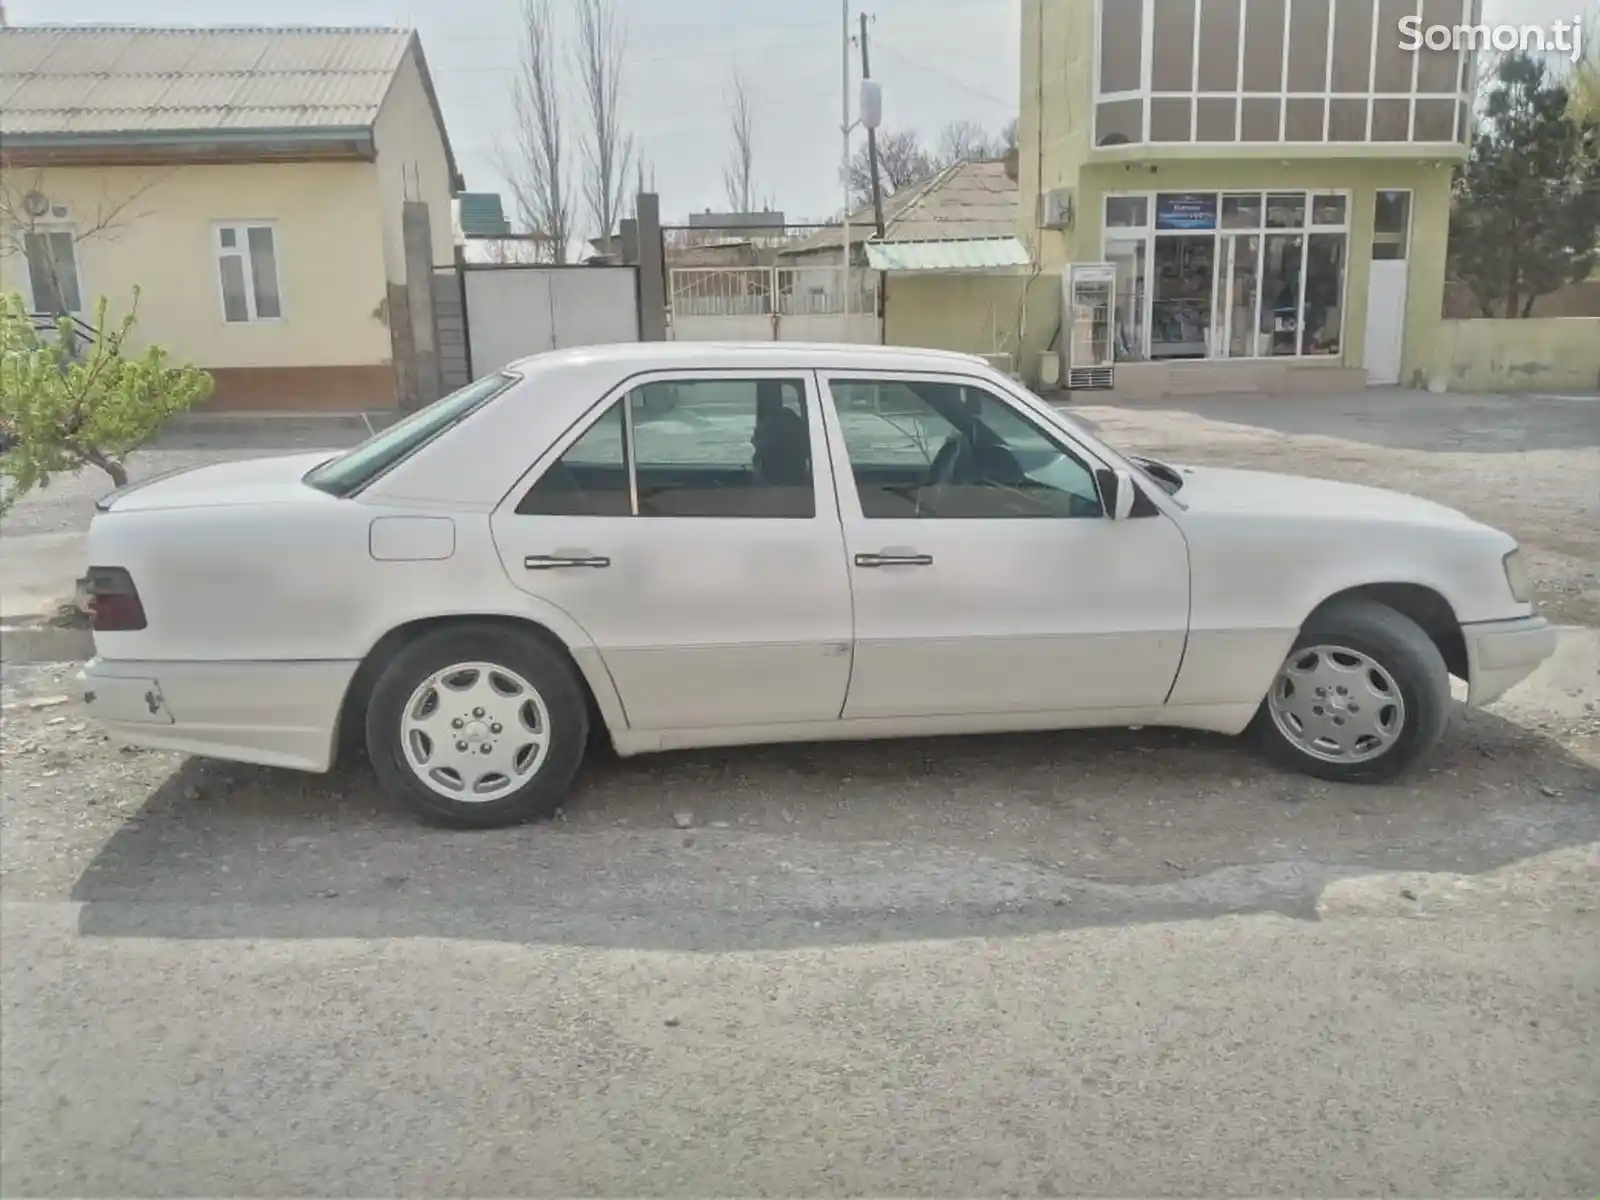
[79,657,358,773]
[1462,616,1558,707]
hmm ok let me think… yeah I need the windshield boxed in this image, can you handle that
[304,373,515,497]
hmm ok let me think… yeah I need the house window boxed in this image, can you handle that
[1093,0,1475,147]
[215,223,283,322]
[23,228,83,315]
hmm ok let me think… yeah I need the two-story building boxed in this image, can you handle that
[0,25,461,411]
[1020,0,1476,395]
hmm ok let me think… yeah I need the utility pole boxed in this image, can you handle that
[859,11,886,239]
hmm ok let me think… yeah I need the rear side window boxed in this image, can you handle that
[304,373,514,497]
[517,377,814,518]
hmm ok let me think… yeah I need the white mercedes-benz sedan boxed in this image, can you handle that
[80,343,1556,826]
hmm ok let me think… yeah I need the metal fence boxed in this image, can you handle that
[669,265,880,319]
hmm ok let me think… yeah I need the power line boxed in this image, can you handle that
[870,40,1018,110]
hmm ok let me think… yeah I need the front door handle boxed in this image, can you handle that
[525,553,610,570]
[855,551,933,568]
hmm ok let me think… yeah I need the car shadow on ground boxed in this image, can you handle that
[1064,391,1600,455]
[70,707,1599,951]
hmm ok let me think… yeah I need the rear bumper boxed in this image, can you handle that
[1462,616,1557,707]
[80,657,358,772]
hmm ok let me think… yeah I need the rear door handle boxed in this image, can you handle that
[525,553,610,570]
[854,552,933,568]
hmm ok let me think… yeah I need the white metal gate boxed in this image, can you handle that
[463,265,640,376]
[668,265,881,343]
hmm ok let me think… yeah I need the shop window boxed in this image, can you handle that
[1285,98,1326,141]
[1328,98,1369,141]
[1372,98,1411,141]
[1150,98,1193,142]
[1242,0,1286,91]
[1151,235,1215,360]
[1285,0,1331,88]
[1265,193,1307,228]
[1222,193,1263,229]
[1096,100,1143,147]
[1221,234,1263,357]
[1301,234,1345,356]
[1241,97,1281,141]
[1151,0,1197,91]
[1105,239,1148,361]
[1372,190,1411,260]
[1329,0,1374,93]
[1260,233,1305,356]
[1099,0,1143,93]
[1196,97,1236,141]
[1105,196,1150,228]
[1196,0,1241,90]
[1311,193,1347,225]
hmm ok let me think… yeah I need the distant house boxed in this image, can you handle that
[0,25,462,411]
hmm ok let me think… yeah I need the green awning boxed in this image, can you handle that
[864,236,1033,272]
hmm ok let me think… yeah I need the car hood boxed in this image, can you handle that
[1163,463,1480,528]
[96,451,340,513]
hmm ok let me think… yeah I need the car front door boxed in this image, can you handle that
[489,371,854,732]
[819,371,1190,720]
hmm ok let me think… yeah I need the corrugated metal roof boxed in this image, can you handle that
[458,192,510,236]
[0,26,413,136]
[864,236,1033,272]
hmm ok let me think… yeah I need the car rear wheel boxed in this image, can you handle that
[1248,598,1450,783]
[365,624,589,828]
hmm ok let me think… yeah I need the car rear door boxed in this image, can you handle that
[489,370,854,733]
[817,370,1190,720]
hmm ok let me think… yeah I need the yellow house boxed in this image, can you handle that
[0,25,461,411]
[1019,0,1476,396]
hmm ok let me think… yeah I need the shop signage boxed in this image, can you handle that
[1155,192,1218,230]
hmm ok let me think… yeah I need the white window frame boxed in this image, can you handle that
[19,222,85,316]
[1090,0,1475,149]
[213,221,284,324]
[1098,189,1352,363]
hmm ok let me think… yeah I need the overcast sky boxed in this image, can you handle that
[10,0,1594,236]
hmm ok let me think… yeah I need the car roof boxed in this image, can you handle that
[505,341,993,375]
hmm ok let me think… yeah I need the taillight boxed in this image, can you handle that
[86,566,147,632]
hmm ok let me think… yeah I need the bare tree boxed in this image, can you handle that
[573,0,634,253]
[937,119,1000,166]
[1000,116,1020,151]
[722,70,756,213]
[498,0,571,263]
[846,128,935,205]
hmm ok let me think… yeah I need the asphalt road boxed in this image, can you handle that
[1,390,1597,1195]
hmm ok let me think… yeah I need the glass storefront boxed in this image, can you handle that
[1102,189,1350,362]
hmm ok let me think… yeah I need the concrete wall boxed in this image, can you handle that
[0,162,396,409]
[1433,318,1600,393]
[883,273,1061,377]
[373,44,456,278]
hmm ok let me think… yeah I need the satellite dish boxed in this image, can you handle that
[22,190,49,218]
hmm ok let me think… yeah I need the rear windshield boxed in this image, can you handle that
[304,373,515,497]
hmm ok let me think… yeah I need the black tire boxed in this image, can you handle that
[365,624,590,828]
[1247,597,1451,783]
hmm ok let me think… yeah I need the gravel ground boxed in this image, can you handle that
[1,390,1597,1195]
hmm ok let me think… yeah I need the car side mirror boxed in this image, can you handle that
[1097,467,1137,520]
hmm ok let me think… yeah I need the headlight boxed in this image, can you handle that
[1502,548,1532,603]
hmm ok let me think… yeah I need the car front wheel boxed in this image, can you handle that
[1249,597,1451,783]
[365,624,590,828]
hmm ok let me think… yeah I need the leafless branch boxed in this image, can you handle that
[722,69,756,213]
[498,0,570,263]
[936,119,1000,166]
[573,0,634,253]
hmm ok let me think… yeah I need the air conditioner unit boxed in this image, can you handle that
[1039,187,1073,230]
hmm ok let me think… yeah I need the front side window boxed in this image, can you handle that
[23,228,82,315]
[829,379,1104,520]
[518,377,814,519]
[216,223,282,322]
